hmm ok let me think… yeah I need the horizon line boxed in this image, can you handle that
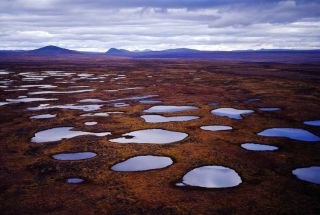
[1,45,320,53]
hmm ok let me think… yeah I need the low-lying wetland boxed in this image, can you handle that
[1,60,320,214]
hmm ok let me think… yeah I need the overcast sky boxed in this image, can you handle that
[1,0,320,51]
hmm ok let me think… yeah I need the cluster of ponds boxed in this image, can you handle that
[0,69,320,187]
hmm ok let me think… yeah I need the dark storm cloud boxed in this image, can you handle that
[0,0,319,51]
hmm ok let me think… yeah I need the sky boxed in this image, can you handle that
[1,0,320,52]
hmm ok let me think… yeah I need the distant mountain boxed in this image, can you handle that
[106,48,128,53]
[105,48,320,63]
[0,46,319,64]
[162,48,200,53]
[106,48,134,57]
[0,50,25,55]
[105,48,202,58]
[28,45,80,55]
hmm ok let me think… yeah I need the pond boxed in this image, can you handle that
[258,128,320,142]
[211,108,254,120]
[200,125,233,131]
[241,143,278,151]
[177,165,242,188]
[28,104,103,112]
[110,129,188,144]
[292,166,320,184]
[84,122,97,126]
[258,108,281,111]
[66,178,85,184]
[144,105,199,113]
[304,120,320,126]
[30,114,57,119]
[52,152,97,160]
[141,115,199,123]
[31,127,111,143]
[111,155,173,172]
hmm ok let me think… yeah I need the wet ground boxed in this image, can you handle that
[0,58,320,214]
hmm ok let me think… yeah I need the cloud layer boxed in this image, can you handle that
[1,0,320,51]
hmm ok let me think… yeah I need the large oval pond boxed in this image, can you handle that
[178,165,242,188]
[110,129,188,144]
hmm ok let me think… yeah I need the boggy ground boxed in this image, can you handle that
[0,58,320,215]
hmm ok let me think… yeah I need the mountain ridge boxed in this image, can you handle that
[28,45,80,55]
[0,46,320,64]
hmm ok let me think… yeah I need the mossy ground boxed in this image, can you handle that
[0,59,319,214]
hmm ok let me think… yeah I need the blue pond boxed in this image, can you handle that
[111,155,173,172]
[304,120,320,126]
[178,165,242,188]
[66,178,85,184]
[259,107,281,111]
[52,152,97,160]
[292,166,320,184]
[258,128,320,142]
[211,108,254,120]
[241,143,278,151]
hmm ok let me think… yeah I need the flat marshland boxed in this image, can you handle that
[0,58,319,214]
